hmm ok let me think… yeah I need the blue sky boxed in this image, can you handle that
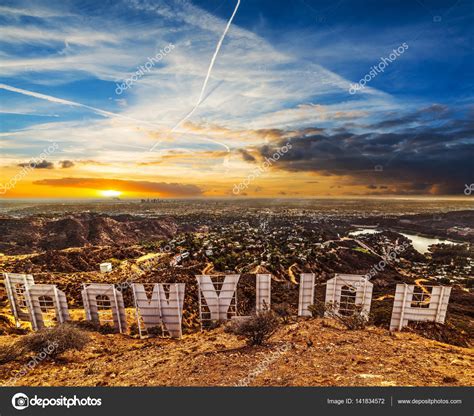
[0,0,473,198]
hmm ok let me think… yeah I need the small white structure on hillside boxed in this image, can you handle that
[131,283,185,338]
[100,263,113,273]
[196,274,240,326]
[389,284,452,331]
[325,274,373,318]
[298,273,315,317]
[170,255,182,266]
[81,283,127,333]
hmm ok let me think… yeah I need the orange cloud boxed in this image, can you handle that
[33,177,203,197]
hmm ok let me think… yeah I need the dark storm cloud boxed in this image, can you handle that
[372,104,450,129]
[18,160,54,169]
[373,114,420,129]
[252,111,474,195]
[59,160,75,168]
[238,149,256,162]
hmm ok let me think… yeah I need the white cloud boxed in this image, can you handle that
[0,0,403,167]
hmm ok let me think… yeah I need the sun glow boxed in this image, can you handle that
[101,190,122,197]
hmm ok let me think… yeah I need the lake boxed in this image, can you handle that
[349,229,459,254]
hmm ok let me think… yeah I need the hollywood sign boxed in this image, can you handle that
[3,272,452,338]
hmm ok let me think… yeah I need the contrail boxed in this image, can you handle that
[0,0,240,157]
[0,83,230,152]
[149,0,241,152]
[0,83,161,128]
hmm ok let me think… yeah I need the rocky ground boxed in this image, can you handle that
[0,317,472,387]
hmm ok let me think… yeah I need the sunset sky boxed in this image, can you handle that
[0,0,473,199]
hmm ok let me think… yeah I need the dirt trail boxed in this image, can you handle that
[202,262,214,274]
[288,263,298,284]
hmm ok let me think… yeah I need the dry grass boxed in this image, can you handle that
[17,324,90,359]
[226,312,280,345]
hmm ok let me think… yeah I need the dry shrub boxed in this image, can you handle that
[326,303,368,330]
[273,303,294,323]
[227,311,280,345]
[308,301,325,318]
[18,324,90,359]
[146,325,162,337]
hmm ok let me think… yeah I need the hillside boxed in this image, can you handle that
[0,318,472,387]
[1,242,472,339]
[0,213,179,255]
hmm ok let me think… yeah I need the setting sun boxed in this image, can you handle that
[101,190,122,197]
